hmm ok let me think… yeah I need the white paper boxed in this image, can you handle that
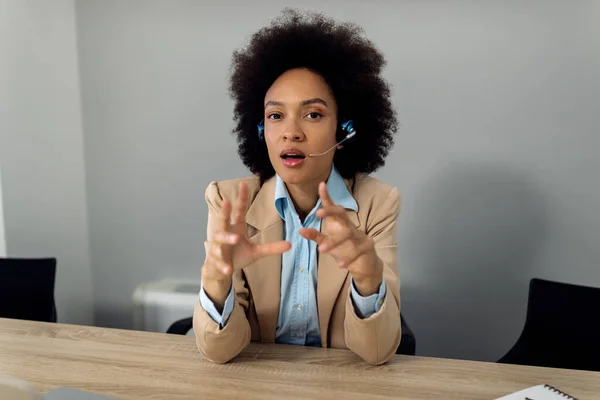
[0,165,6,257]
[496,384,575,400]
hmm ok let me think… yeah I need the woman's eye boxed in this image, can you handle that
[267,113,282,120]
[307,112,322,119]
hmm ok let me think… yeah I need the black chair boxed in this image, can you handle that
[498,278,600,372]
[0,257,58,323]
[398,314,416,355]
[167,313,417,356]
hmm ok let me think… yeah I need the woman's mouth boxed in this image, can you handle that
[280,148,306,168]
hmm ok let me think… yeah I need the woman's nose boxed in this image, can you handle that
[282,120,305,141]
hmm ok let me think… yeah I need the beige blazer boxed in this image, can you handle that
[193,173,402,365]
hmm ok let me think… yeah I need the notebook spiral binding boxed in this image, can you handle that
[544,384,577,400]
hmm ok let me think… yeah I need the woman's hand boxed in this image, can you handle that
[203,182,291,307]
[299,182,383,296]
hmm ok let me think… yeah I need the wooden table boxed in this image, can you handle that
[0,318,599,399]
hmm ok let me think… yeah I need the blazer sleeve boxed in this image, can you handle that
[193,181,252,364]
[344,186,402,365]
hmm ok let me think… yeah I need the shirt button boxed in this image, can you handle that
[296,333,302,338]
[296,304,303,311]
[299,267,305,273]
[378,299,384,307]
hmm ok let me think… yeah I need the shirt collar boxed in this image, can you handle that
[274,166,358,219]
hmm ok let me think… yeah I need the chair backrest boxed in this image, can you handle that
[0,257,57,323]
[520,278,600,370]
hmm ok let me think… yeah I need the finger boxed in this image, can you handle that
[212,260,233,276]
[231,181,249,226]
[213,231,240,245]
[217,199,233,233]
[298,228,326,245]
[206,252,233,276]
[337,238,375,269]
[209,244,225,261]
[316,205,349,222]
[318,182,335,207]
[253,240,292,258]
[318,230,354,253]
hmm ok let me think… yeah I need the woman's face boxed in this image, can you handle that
[263,68,339,186]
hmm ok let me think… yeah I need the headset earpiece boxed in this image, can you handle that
[339,120,357,141]
[257,120,264,140]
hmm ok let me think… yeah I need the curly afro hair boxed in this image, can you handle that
[228,8,398,183]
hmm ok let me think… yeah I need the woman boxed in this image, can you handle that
[193,9,401,365]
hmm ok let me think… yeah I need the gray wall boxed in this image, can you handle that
[0,0,94,325]
[74,0,600,361]
[0,165,6,256]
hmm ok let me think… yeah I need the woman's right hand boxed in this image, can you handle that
[202,182,291,306]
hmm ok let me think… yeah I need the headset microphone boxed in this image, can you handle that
[308,120,356,157]
[308,131,355,157]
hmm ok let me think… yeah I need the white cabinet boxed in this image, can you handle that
[132,279,199,335]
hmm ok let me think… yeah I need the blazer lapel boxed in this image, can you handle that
[318,177,360,347]
[244,177,282,343]
[244,223,283,343]
[317,252,347,347]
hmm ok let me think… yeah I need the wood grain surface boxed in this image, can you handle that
[0,318,598,399]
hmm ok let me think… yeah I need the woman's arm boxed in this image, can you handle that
[193,181,252,364]
[300,182,402,365]
[343,186,402,365]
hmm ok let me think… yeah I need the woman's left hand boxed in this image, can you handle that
[299,182,383,296]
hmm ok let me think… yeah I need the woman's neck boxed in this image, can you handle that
[286,181,320,221]
[285,170,332,221]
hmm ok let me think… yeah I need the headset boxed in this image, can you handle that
[257,119,357,157]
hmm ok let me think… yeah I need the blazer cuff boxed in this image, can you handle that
[199,282,235,328]
[350,277,387,319]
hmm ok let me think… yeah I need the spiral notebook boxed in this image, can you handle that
[496,384,577,400]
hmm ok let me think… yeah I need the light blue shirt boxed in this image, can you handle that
[200,166,387,346]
